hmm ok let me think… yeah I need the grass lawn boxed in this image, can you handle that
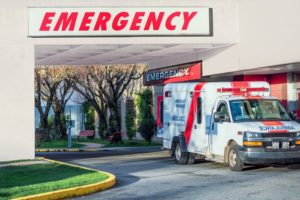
[37,140,85,149]
[77,138,161,147]
[0,162,108,200]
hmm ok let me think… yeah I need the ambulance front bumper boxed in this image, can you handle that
[239,147,300,164]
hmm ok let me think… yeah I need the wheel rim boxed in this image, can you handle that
[229,149,237,167]
[175,144,181,161]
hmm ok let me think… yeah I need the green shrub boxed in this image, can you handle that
[47,116,61,140]
[83,101,95,130]
[136,89,156,144]
[126,109,136,140]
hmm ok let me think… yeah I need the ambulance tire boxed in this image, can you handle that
[228,144,244,171]
[174,143,188,164]
[187,153,196,164]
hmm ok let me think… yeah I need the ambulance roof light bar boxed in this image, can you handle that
[217,87,269,93]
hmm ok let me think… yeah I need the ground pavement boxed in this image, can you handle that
[39,147,300,200]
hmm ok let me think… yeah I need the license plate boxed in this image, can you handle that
[282,141,290,149]
[272,142,280,149]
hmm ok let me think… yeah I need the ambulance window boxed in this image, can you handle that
[216,102,230,122]
[197,97,202,124]
[160,100,164,124]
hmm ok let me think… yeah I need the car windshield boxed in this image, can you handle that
[229,99,290,122]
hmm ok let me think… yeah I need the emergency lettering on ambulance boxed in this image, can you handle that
[160,82,300,171]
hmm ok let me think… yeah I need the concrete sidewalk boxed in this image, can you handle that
[0,160,49,168]
[78,142,105,149]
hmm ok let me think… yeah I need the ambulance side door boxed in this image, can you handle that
[210,101,231,156]
[162,92,172,149]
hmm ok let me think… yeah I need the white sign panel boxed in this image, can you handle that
[28,7,212,37]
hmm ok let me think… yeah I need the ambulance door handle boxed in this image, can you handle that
[167,122,170,126]
[194,125,197,129]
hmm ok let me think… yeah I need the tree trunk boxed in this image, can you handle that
[97,115,108,139]
[94,107,108,139]
[40,115,48,130]
[54,111,67,139]
[52,97,66,139]
[109,100,121,132]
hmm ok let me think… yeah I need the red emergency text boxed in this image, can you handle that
[39,11,198,32]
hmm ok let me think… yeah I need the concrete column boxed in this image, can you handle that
[0,45,35,161]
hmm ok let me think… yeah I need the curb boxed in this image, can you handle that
[36,149,99,152]
[36,146,162,153]
[13,158,116,200]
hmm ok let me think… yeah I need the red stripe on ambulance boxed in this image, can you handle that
[184,83,204,145]
[261,121,288,133]
[262,121,284,126]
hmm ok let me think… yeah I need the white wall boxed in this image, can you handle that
[0,45,34,161]
[0,0,238,161]
[0,1,35,161]
[203,0,300,76]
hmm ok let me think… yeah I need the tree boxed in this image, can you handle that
[136,89,156,144]
[69,66,109,139]
[69,64,145,138]
[35,66,62,132]
[52,69,74,139]
[88,65,144,133]
[52,80,73,139]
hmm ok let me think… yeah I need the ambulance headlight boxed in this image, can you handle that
[296,132,300,138]
[243,132,262,139]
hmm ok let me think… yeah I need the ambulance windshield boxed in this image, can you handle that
[229,99,290,122]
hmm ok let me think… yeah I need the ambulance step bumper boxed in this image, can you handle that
[239,149,300,164]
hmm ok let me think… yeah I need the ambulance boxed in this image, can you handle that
[161,82,300,171]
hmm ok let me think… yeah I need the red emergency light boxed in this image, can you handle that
[165,91,172,97]
[217,87,269,93]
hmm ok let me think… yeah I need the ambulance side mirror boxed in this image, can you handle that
[289,111,296,120]
[214,112,226,123]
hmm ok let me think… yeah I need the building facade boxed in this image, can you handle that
[1,0,300,161]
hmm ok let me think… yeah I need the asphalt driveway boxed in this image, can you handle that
[37,147,300,200]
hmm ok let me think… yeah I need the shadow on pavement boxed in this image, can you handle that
[284,163,300,169]
[36,147,163,161]
[243,165,269,171]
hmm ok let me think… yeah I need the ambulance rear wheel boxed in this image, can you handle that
[187,153,196,164]
[174,143,188,164]
[228,144,244,171]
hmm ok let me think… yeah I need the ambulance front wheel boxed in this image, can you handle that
[228,144,244,171]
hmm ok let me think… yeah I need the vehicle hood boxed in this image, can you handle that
[236,121,300,133]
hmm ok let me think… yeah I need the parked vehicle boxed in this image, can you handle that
[160,81,300,171]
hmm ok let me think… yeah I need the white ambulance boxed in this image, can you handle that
[161,81,300,171]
